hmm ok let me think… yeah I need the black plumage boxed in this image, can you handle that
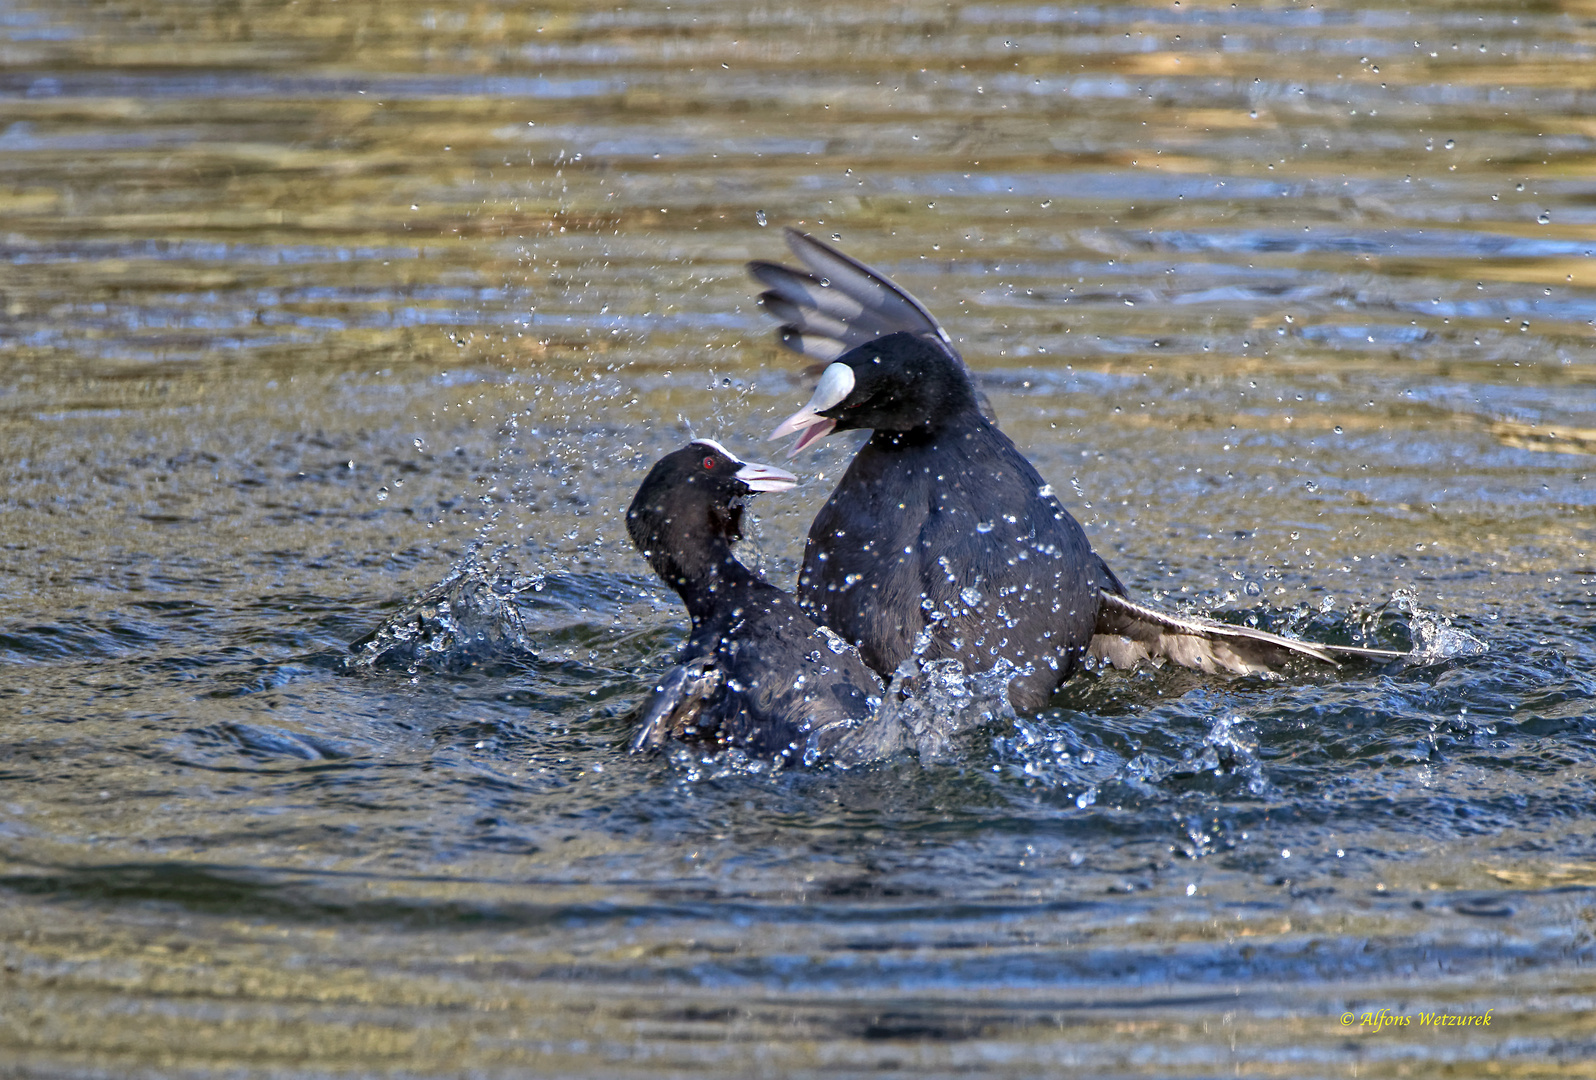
[770,332,1118,713]
[755,230,1404,713]
[625,439,901,764]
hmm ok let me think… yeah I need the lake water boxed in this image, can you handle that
[3,0,1594,1075]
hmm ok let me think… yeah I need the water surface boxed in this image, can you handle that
[3,0,1595,1075]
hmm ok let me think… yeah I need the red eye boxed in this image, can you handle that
[702,456,716,469]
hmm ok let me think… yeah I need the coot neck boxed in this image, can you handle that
[652,534,761,626]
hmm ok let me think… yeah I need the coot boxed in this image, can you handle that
[626,439,905,764]
[769,332,1118,711]
[754,231,1402,712]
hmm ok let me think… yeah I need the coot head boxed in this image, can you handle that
[769,331,978,454]
[626,440,797,584]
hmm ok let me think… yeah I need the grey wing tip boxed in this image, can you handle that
[630,717,666,753]
[779,228,837,271]
[1322,643,1410,661]
[629,682,676,752]
[629,723,662,754]
[1093,590,1334,673]
[778,328,849,362]
[747,259,809,289]
[755,225,953,347]
[1092,589,1413,674]
[782,224,817,251]
[629,661,721,753]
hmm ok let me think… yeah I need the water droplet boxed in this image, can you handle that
[755,210,766,226]
[976,520,995,533]
[1537,212,1550,225]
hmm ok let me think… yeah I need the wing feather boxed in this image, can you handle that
[629,659,725,752]
[1091,591,1405,675]
[748,229,991,413]
[780,229,949,340]
[755,292,893,347]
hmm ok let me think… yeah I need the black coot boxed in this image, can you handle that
[769,332,1116,712]
[754,231,1403,712]
[625,439,904,764]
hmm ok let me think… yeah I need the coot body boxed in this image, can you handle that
[772,334,1119,713]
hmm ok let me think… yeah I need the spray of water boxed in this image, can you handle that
[347,552,545,674]
[1392,587,1488,663]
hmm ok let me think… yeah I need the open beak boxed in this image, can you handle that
[769,362,854,457]
[734,460,798,493]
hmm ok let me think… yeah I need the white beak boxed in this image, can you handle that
[734,460,799,492]
[769,362,854,457]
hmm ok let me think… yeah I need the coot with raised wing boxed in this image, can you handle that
[754,231,1401,712]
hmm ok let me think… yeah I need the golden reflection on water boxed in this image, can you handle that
[4,0,1593,385]
[4,879,1593,1076]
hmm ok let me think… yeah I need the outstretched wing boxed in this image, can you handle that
[629,658,725,752]
[1090,591,1407,674]
[748,228,991,416]
[749,229,952,356]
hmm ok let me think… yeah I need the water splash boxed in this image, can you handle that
[348,552,544,674]
[1392,588,1489,664]
[991,707,1278,834]
[647,650,1024,776]
[665,742,782,783]
[1172,714,1275,799]
[878,654,1023,764]
[996,713,1103,795]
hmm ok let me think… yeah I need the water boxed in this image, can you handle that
[3,0,1595,1074]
